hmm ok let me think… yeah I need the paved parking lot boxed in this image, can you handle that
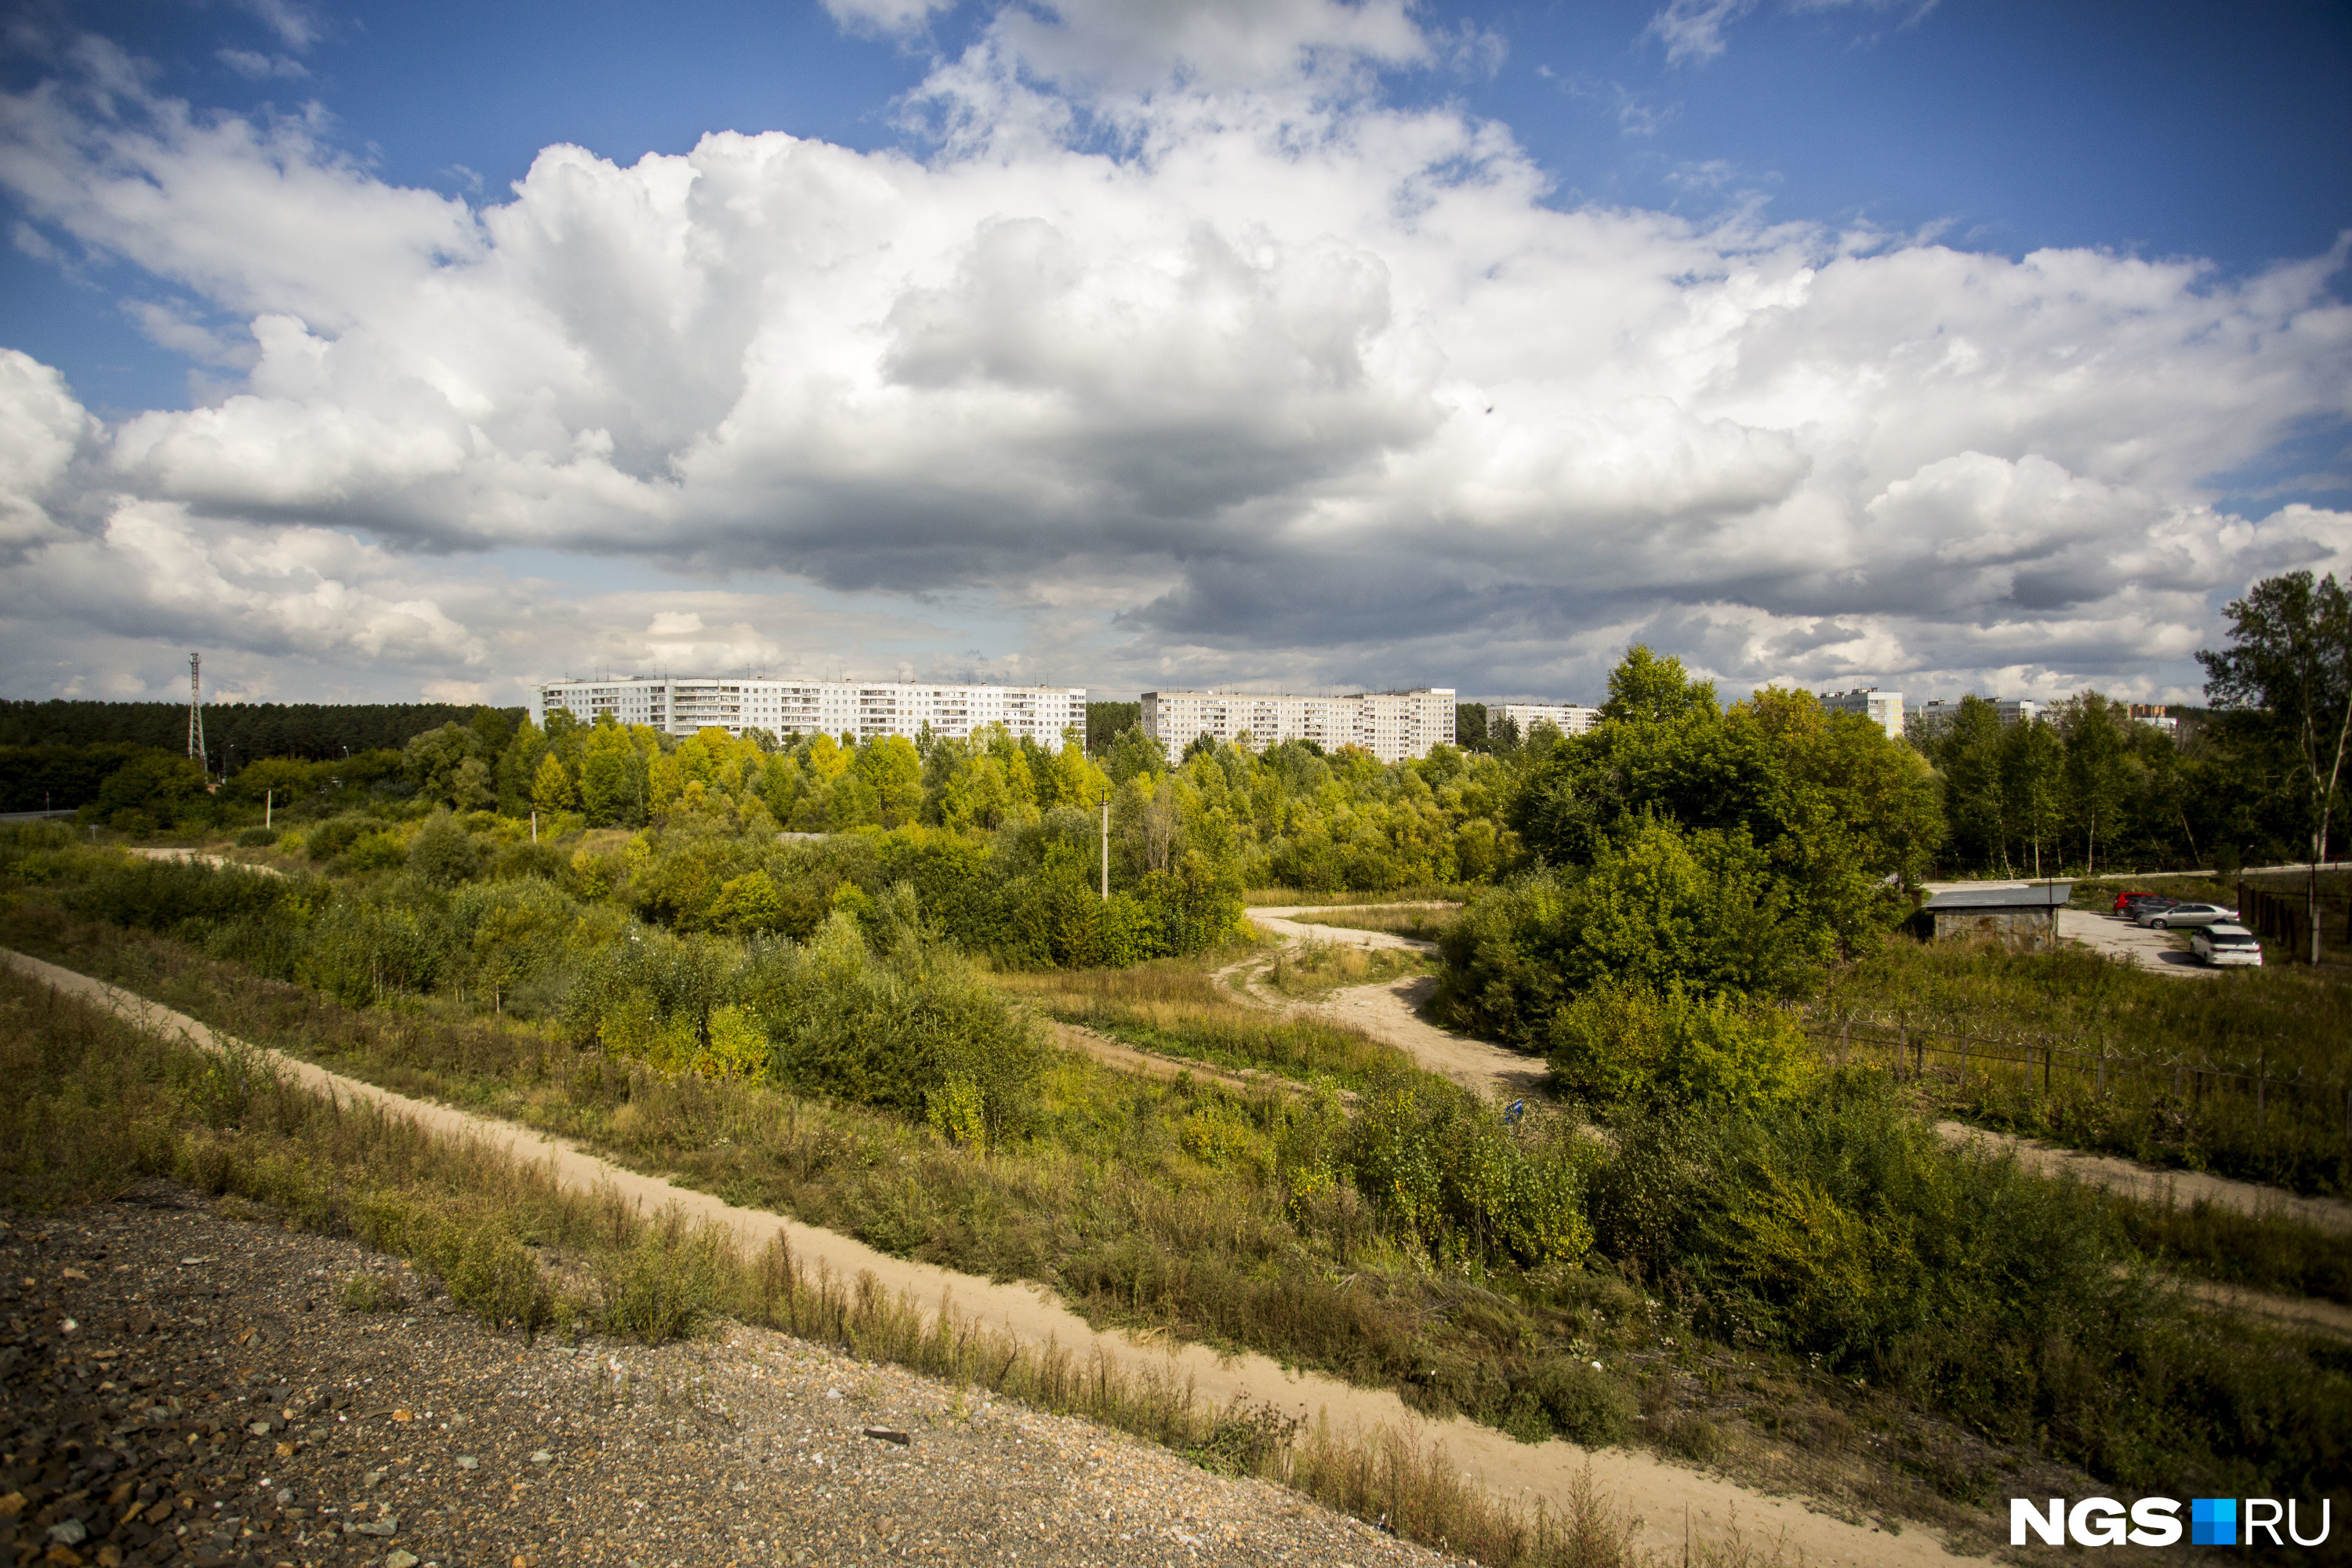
[2058,908,2220,977]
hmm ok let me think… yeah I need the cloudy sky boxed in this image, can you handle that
[2,0,2348,710]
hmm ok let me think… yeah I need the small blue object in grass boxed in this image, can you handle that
[1504,1099,1524,1126]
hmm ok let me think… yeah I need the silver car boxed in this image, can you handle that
[2140,901,2236,929]
[2190,924,2262,967]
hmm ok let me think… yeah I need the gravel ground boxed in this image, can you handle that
[1,1183,1457,1568]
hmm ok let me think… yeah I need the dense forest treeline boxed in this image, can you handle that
[0,698,523,763]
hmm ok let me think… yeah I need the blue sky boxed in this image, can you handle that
[1,0,2347,705]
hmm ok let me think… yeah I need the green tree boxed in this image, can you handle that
[2198,571,2352,961]
[578,718,640,827]
[1918,695,2009,873]
[2000,718,2065,877]
[2056,693,2134,877]
[401,722,486,808]
[531,750,576,813]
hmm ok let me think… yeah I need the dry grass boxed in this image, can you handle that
[0,953,1673,1568]
[1248,884,1475,907]
[994,948,1413,1089]
[1288,906,1461,941]
[1267,939,1426,1000]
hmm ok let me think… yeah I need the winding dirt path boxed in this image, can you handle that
[2,944,1982,1566]
[1241,906,1550,1101]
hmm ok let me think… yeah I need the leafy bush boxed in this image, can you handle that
[408,811,489,886]
[1347,1074,1595,1266]
[1434,818,1810,1048]
[1530,1361,1636,1446]
[748,916,1049,1144]
[1544,980,1814,1114]
[304,815,374,862]
[236,826,281,848]
[61,855,289,931]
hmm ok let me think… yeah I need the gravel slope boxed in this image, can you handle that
[1,1184,1457,1568]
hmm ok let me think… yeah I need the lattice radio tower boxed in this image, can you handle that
[187,652,208,768]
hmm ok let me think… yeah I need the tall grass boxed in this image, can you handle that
[1266,939,1425,1000]
[1287,906,1459,940]
[11,873,2349,1537]
[994,950,1412,1089]
[1248,884,1474,907]
[0,960,1659,1568]
[1817,935,2352,1192]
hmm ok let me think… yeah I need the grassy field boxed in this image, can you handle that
[0,962,1665,1568]
[1265,939,1427,1001]
[6,854,2348,1548]
[993,948,1411,1089]
[1816,931,2352,1192]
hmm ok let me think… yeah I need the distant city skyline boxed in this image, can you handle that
[2,0,2346,713]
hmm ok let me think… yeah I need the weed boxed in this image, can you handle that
[340,1273,404,1314]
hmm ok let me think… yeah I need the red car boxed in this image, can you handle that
[2112,890,2154,913]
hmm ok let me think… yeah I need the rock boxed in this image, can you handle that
[456,1456,479,1470]
[248,1421,270,1436]
[0,1492,24,1518]
[861,1428,911,1446]
[386,1552,420,1568]
[49,1519,89,1545]
[357,1517,399,1537]
[528,1450,552,1465]
[364,1469,389,1488]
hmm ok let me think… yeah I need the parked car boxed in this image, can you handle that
[2121,895,2180,920]
[2142,901,2237,929]
[2111,890,2158,913]
[2190,924,2263,967]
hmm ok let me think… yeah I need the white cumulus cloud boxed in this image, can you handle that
[0,0,2347,706]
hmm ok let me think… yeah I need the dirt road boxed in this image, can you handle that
[1933,1120,2352,1234]
[3,946,1985,1567]
[1241,907,1550,1100]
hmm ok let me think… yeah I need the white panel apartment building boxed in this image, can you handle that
[535,678,1086,746]
[1142,688,1456,764]
[1499,702,1601,737]
[1819,688,1906,741]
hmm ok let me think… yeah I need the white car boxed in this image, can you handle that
[2142,902,2236,929]
[2190,924,2263,967]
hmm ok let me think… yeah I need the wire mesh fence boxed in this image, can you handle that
[1802,1012,2352,1147]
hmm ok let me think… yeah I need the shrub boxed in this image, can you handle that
[61,855,289,931]
[342,829,408,874]
[305,815,373,862]
[1544,980,1814,1114]
[237,826,281,848]
[408,811,488,886]
[1530,1361,1636,1447]
[1346,1074,1595,1266]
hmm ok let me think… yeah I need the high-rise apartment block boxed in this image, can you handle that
[1142,688,1456,763]
[1915,696,2044,731]
[1498,702,1602,738]
[1819,687,1906,741]
[535,677,1085,746]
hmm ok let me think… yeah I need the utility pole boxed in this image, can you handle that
[186,652,207,768]
[1101,796,1110,900]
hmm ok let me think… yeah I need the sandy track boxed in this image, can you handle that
[1241,908,1550,1101]
[2,945,1982,1566]
[1933,1120,2352,1234]
[126,846,286,877]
